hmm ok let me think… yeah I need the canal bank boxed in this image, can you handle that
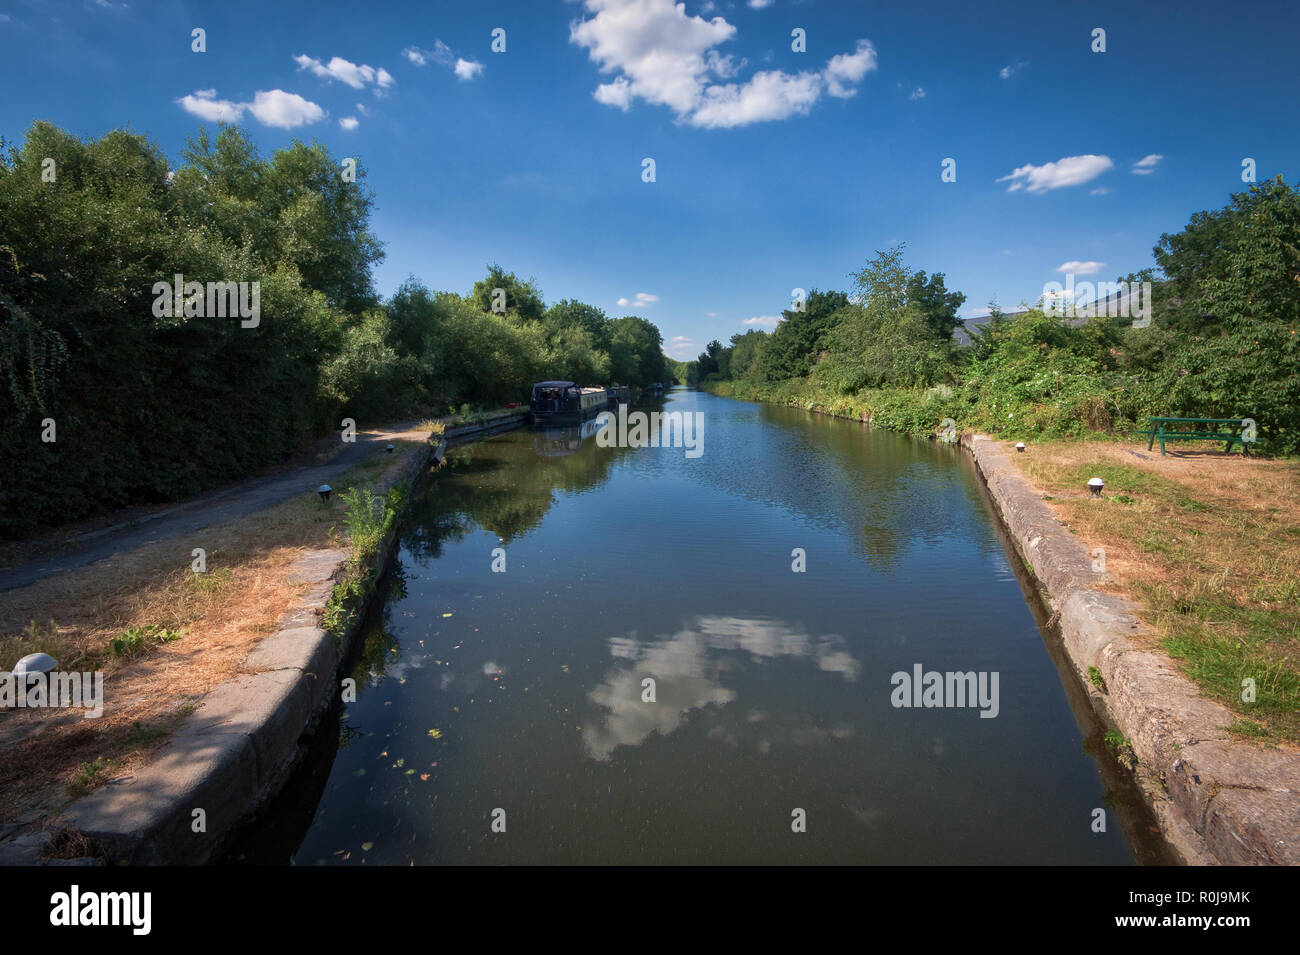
[21,431,458,865]
[963,433,1300,866]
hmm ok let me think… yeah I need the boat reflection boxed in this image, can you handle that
[532,415,608,457]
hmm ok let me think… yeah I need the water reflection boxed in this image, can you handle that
[401,418,629,553]
[583,616,859,761]
[266,388,1154,865]
[532,417,607,458]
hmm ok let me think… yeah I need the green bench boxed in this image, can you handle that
[1145,417,1255,456]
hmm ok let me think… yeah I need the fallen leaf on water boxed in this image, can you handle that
[442,612,453,618]
[361,842,373,851]
[428,728,443,739]
[419,773,430,781]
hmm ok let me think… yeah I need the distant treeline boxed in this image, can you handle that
[692,178,1300,455]
[0,122,668,537]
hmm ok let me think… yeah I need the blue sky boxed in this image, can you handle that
[3,0,1298,360]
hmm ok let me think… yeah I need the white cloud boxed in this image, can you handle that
[404,41,484,81]
[748,0,774,8]
[1057,260,1106,276]
[454,58,484,81]
[1090,187,1109,195]
[0,13,12,22]
[570,0,875,128]
[824,40,877,98]
[997,154,1113,194]
[356,102,370,116]
[742,315,780,327]
[595,77,635,109]
[1131,153,1163,174]
[176,89,245,123]
[247,89,326,129]
[339,116,359,130]
[908,86,926,100]
[617,292,660,307]
[178,88,326,129]
[999,61,1025,79]
[705,311,718,317]
[692,70,822,128]
[294,54,393,91]
[666,335,698,358]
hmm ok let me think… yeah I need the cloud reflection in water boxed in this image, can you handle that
[582,616,859,761]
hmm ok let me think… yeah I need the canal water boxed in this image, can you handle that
[275,387,1158,865]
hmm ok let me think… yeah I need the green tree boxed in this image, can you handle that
[1141,177,1300,451]
[756,289,850,380]
[726,329,768,379]
[609,316,667,386]
[471,264,545,322]
[905,270,966,343]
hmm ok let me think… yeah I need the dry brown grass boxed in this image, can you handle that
[1007,439,1300,744]
[0,447,420,824]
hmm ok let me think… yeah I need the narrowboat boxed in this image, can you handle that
[529,381,609,423]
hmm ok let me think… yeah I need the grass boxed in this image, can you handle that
[321,483,406,638]
[1014,440,1300,744]
[436,405,520,429]
[67,758,119,799]
[109,624,182,659]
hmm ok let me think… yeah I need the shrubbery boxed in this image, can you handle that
[703,179,1300,455]
[0,122,669,537]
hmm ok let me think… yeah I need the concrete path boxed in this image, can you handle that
[0,423,434,594]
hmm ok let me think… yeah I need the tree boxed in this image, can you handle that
[905,270,966,343]
[756,289,850,380]
[1142,176,1300,451]
[696,339,723,379]
[175,126,384,312]
[471,264,545,321]
[609,316,667,386]
[823,246,953,391]
[545,299,611,353]
[727,329,768,379]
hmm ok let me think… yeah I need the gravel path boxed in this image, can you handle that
[0,423,434,594]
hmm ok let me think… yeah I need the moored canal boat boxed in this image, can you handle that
[529,380,609,423]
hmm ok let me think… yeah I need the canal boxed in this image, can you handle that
[256,387,1167,864]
